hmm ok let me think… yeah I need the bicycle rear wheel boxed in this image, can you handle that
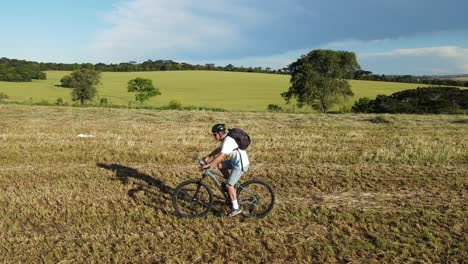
[172,179,214,218]
[237,179,275,218]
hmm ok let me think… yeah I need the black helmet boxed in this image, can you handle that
[211,123,226,133]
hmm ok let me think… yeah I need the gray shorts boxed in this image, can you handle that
[222,160,248,186]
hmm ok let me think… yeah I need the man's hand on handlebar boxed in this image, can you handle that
[198,158,210,170]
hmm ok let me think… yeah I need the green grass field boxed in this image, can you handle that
[0,105,466,262]
[0,71,425,111]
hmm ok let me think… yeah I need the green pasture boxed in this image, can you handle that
[0,71,425,111]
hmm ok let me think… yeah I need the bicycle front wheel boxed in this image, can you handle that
[237,179,275,219]
[172,179,214,218]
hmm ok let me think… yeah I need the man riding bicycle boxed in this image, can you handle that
[202,124,250,217]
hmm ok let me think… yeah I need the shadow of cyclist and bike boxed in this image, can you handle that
[96,163,177,214]
[96,163,228,216]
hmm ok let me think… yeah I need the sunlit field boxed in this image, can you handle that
[0,105,466,262]
[0,71,424,111]
[449,77,468,82]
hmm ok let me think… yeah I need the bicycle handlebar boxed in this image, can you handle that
[196,157,225,179]
[196,158,219,175]
[197,158,207,171]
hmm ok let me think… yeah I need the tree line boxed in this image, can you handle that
[38,60,287,74]
[0,57,288,82]
[0,58,46,82]
[354,70,468,87]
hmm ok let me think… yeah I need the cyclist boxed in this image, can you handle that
[202,123,249,217]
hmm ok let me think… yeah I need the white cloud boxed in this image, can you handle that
[325,39,391,49]
[88,0,248,62]
[202,49,309,69]
[461,64,468,72]
[359,46,468,74]
[360,46,468,59]
[237,44,468,74]
[86,0,468,75]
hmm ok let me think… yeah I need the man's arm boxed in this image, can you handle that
[203,152,225,169]
[204,147,221,161]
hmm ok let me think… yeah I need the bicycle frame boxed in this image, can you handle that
[200,167,230,200]
[197,159,241,202]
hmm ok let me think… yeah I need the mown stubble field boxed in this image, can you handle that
[0,105,467,263]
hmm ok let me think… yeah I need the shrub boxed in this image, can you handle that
[0,92,9,101]
[353,87,468,114]
[352,97,374,113]
[338,106,352,113]
[267,104,283,112]
[56,97,64,106]
[34,100,51,106]
[60,75,73,88]
[451,119,468,124]
[100,97,108,106]
[368,116,392,124]
[35,71,47,80]
[168,99,183,110]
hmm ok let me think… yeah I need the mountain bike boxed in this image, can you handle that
[172,159,275,218]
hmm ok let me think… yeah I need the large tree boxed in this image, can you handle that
[69,68,101,105]
[127,77,161,104]
[282,49,360,113]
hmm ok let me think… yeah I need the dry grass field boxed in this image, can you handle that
[0,105,467,263]
[449,77,468,82]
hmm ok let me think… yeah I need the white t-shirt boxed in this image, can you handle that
[220,136,250,170]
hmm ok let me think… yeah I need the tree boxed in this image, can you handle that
[282,49,359,113]
[80,63,95,70]
[127,77,161,104]
[354,70,372,79]
[69,69,101,104]
[60,75,73,88]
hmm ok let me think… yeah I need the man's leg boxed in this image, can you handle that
[226,167,245,216]
[217,161,230,178]
[226,184,237,204]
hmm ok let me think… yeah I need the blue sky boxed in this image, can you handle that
[2,0,468,75]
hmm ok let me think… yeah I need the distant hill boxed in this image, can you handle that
[435,74,468,81]
[430,74,468,79]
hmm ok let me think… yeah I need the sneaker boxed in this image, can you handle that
[228,208,242,217]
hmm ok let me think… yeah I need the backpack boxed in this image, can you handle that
[227,128,251,150]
